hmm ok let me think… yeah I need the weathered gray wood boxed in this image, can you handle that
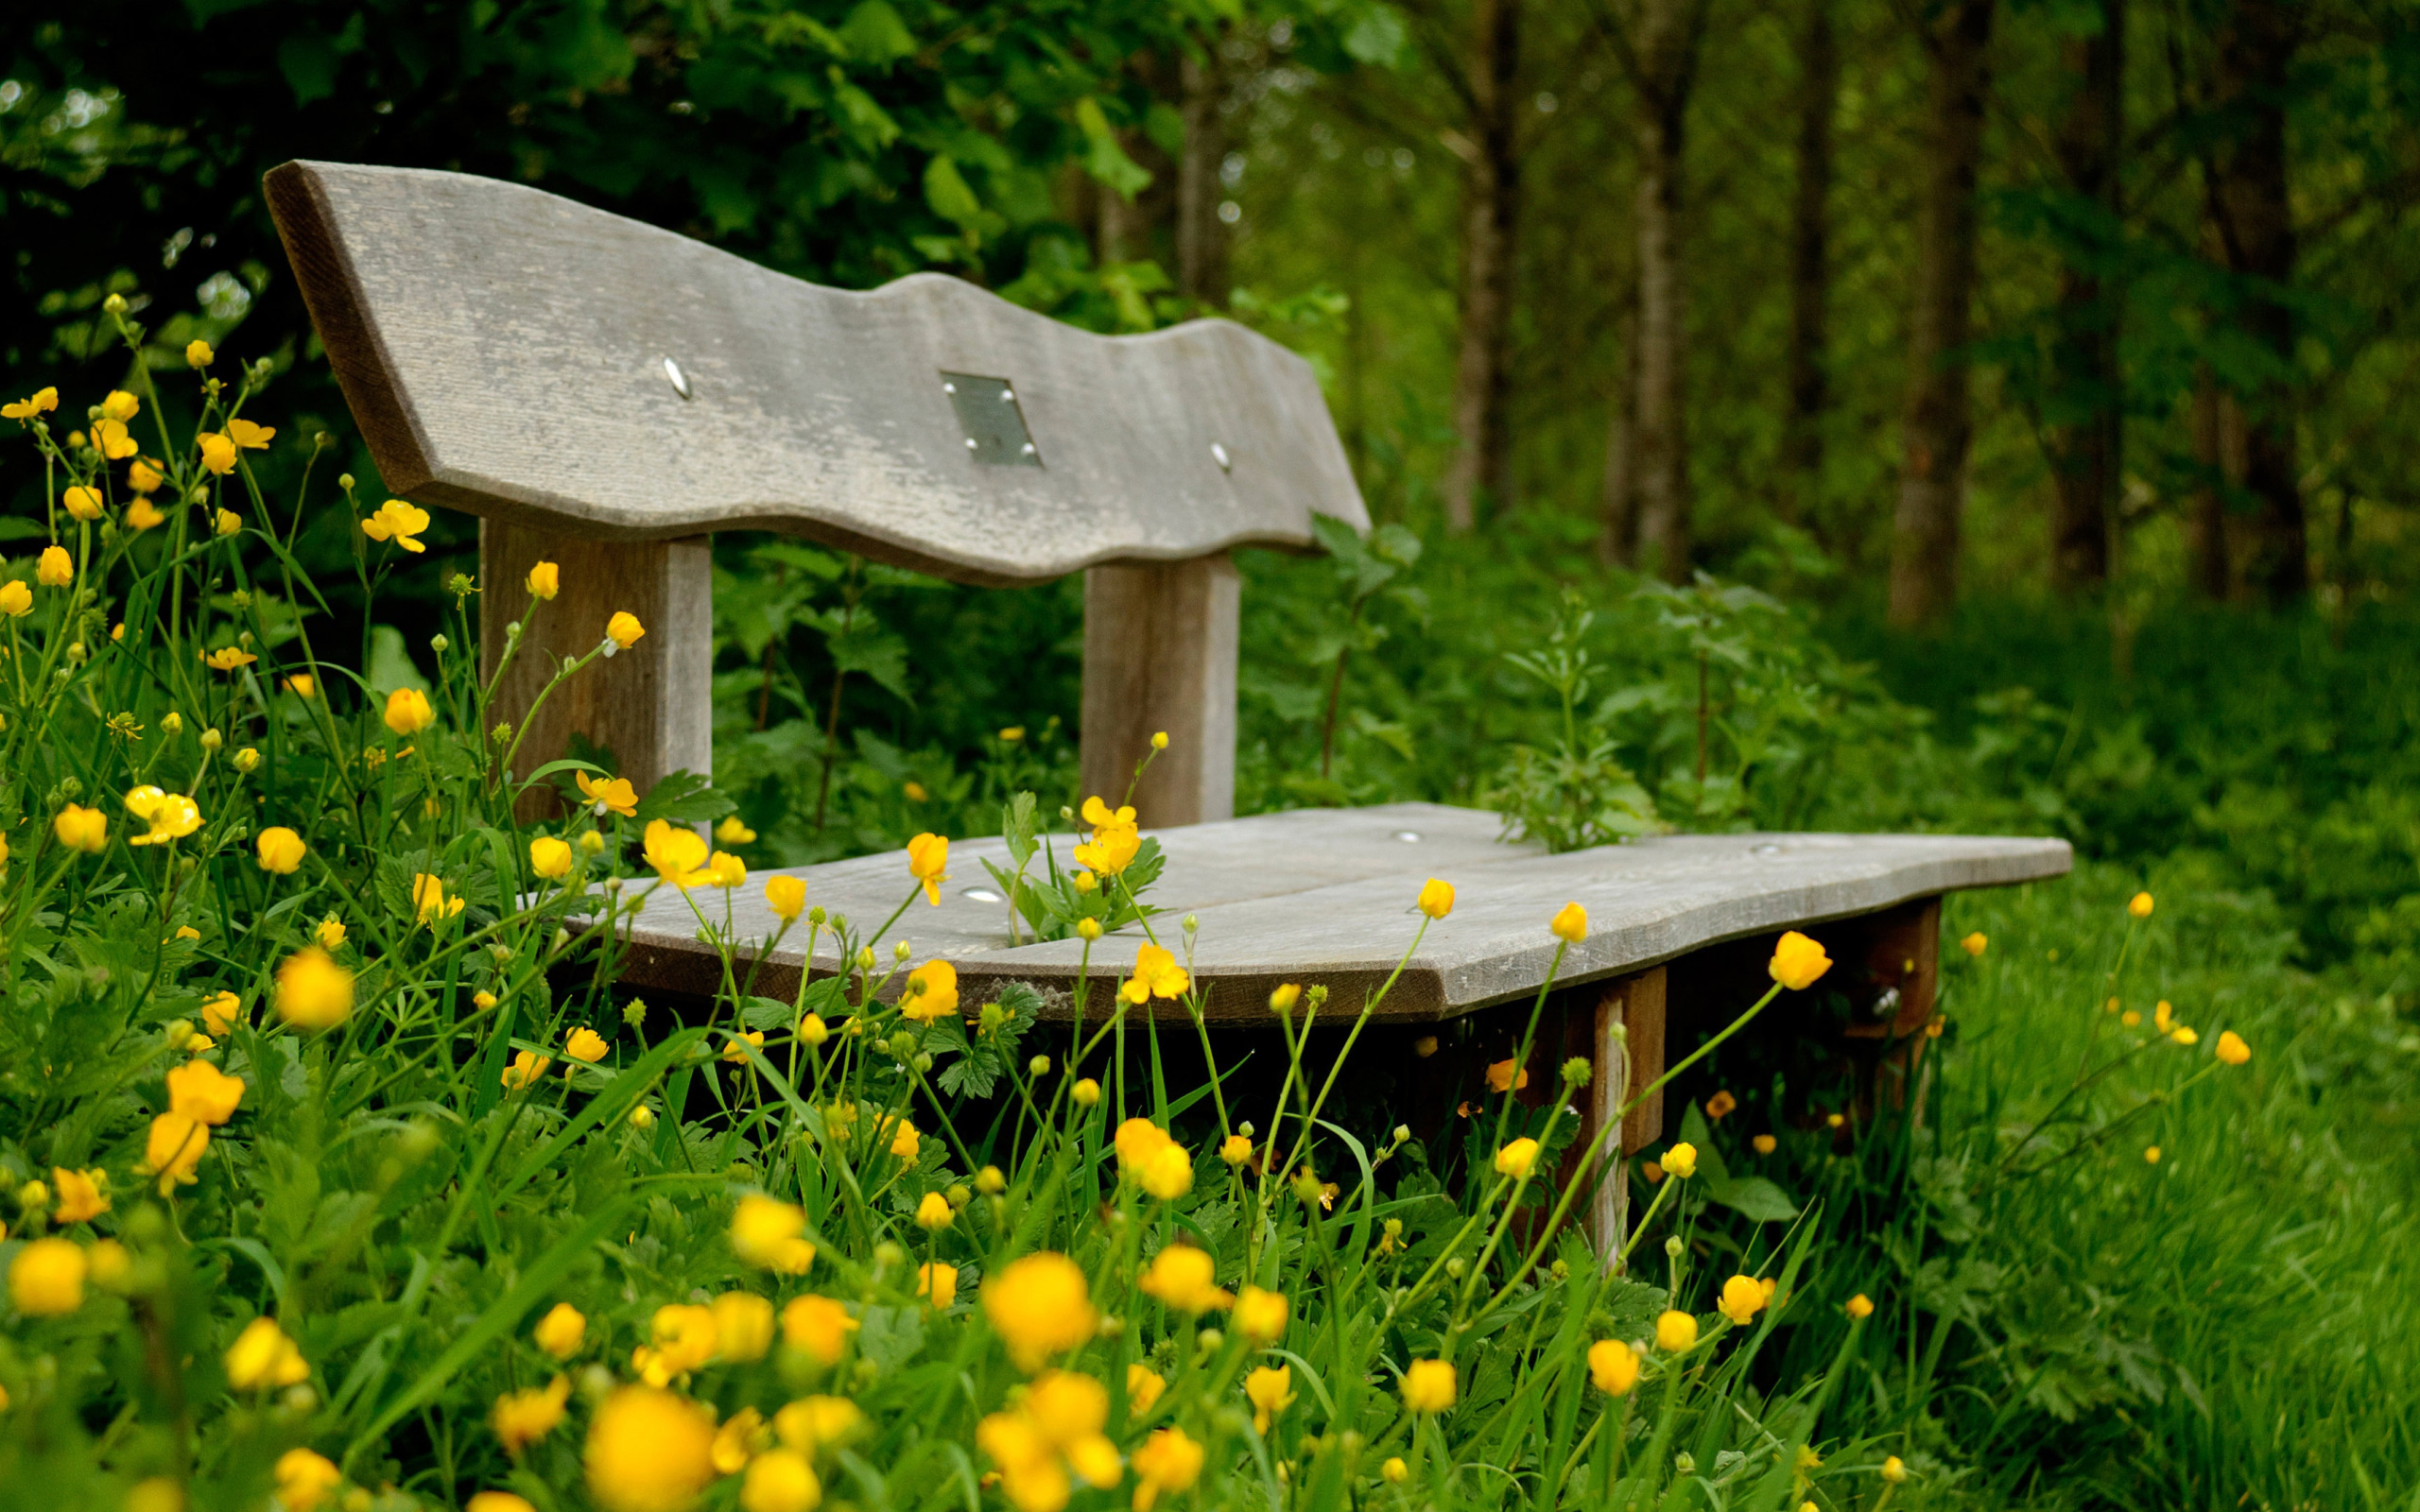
[478,521,713,818]
[1080,555,1240,825]
[612,801,2071,1022]
[266,160,1368,587]
[1586,968,1666,1258]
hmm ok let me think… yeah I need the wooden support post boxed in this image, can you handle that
[1840,895,1942,1114]
[478,520,715,820]
[1080,554,1239,827]
[1585,966,1667,1263]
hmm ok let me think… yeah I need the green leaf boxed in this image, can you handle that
[366,625,429,696]
[838,0,919,65]
[923,155,983,228]
[635,770,735,825]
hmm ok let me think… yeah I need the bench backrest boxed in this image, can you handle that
[268,161,1369,819]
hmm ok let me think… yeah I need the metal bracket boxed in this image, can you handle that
[941,370,1041,467]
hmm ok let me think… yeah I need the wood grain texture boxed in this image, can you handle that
[1585,967,1666,1257]
[266,160,1368,587]
[1081,555,1239,825]
[610,801,2071,1022]
[479,520,713,817]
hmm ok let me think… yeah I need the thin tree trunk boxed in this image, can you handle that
[2186,365,2233,599]
[2204,0,2305,604]
[1443,0,1522,533]
[2046,0,2123,593]
[1781,0,1837,532]
[1887,0,1996,628]
[1631,0,1700,582]
[1599,298,1640,566]
[1177,49,1230,305]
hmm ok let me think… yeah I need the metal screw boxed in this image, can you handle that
[663,357,692,400]
[965,437,978,450]
[1211,441,1232,471]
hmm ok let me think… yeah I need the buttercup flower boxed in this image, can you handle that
[1704,1090,1737,1121]
[1664,1142,1698,1178]
[1219,1134,1253,1166]
[125,787,202,847]
[215,507,242,536]
[9,1237,87,1315]
[315,917,346,950]
[51,1167,109,1224]
[1753,1133,1778,1155]
[1961,931,1988,957]
[202,645,256,673]
[55,804,108,852]
[708,850,747,888]
[889,1117,921,1161]
[1131,1427,1202,1511]
[0,581,30,617]
[186,339,215,367]
[1881,1455,1910,1484]
[501,1051,553,1091]
[714,1292,778,1362]
[1119,943,1190,1005]
[201,991,245,1037]
[273,1450,340,1512]
[577,770,639,817]
[384,687,435,735]
[362,499,430,552]
[907,832,949,903]
[127,460,162,494]
[1400,1359,1457,1414]
[1769,930,1831,990]
[225,1315,309,1389]
[1246,1363,1295,1433]
[740,1450,820,1512]
[530,835,574,880]
[717,814,757,844]
[1485,1057,1529,1094]
[604,611,646,653]
[1589,1337,1638,1394]
[1495,1138,1541,1179]
[1846,1293,1876,1319]
[167,1060,245,1125]
[983,1252,1097,1370]
[412,874,466,925]
[228,418,274,450]
[2216,1030,2251,1065]
[2,386,58,421]
[781,1295,857,1364]
[468,1496,536,1512]
[256,826,306,875]
[1141,1245,1232,1313]
[765,874,806,921]
[145,1111,209,1193]
[534,1301,586,1359]
[1718,1274,1769,1326]
[565,1027,610,1063]
[902,959,959,1022]
[1550,902,1588,942]
[1416,877,1456,919]
[276,947,354,1029]
[733,1194,818,1275]
[198,433,237,474]
[37,545,72,587]
[1233,1285,1288,1345]
[643,819,713,886]
[527,560,560,599]
[584,1385,717,1512]
[1655,1310,1699,1351]
[493,1374,571,1455]
[917,1263,959,1308]
[63,484,105,519]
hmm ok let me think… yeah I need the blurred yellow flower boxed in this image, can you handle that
[203,646,256,673]
[907,832,949,903]
[469,1496,538,1512]
[501,1051,553,1091]
[1382,1457,1409,1484]
[2144,1145,2162,1164]
[714,1293,777,1363]
[530,835,574,880]
[197,433,237,474]
[275,947,354,1029]
[1234,1284,1288,1345]
[127,497,165,530]
[983,1252,1097,1369]
[55,803,108,852]
[64,483,105,518]
[1416,876,1456,919]
[1717,1274,1769,1326]
[1655,1310,1699,1352]
[643,819,712,887]
[1132,1425,1202,1511]
[1769,930,1831,990]
[2217,1029,2251,1065]
[255,826,305,875]
[167,1060,245,1125]
[766,874,806,921]
[36,546,72,587]
[100,389,139,421]
[9,1237,87,1315]
[1400,1359,1457,1414]
[186,339,215,367]
[566,1027,610,1063]
[214,508,241,537]
[772,1395,864,1456]
[915,1191,954,1230]
[1119,942,1190,1005]
[273,1449,340,1512]
[1550,902,1588,942]
[584,1385,717,1512]
[412,873,466,925]
[1140,1245,1231,1314]
[1494,1138,1541,1179]
[1219,1133,1253,1166]
[1705,1090,1737,1121]
[903,959,959,1022]
[890,1117,921,1161]
[50,1167,109,1224]
[577,770,639,817]
[200,991,244,1037]
[1881,1455,1910,1484]
[95,418,137,458]
[1847,1293,1875,1319]
[2169,1025,2199,1046]
[527,560,560,599]
[225,1315,308,1389]
[2128,892,2154,919]
[717,814,757,844]
[1485,1057,1529,1093]
[732,1194,817,1275]
[1753,1133,1778,1155]
[534,1302,586,1359]
[2,386,58,420]
[918,1262,959,1309]
[780,1295,856,1364]
[493,1374,571,1455]
[740,1449,821,1512]
[385,687,435,735]
[1664,1142,1698,1178]
[1246,1363,1295,1433]
[1588,1337,1638,1395]
[708,850,747,888]
[228,418,274,450]
[315,916,346,950]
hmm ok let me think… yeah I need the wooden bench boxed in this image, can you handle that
[268,161,2072,1246]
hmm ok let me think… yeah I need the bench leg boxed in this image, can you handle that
[1080,554,1238,827]
[479,520,714,821]
[1839,895,1942,1117]
[1583,966,1667,1267]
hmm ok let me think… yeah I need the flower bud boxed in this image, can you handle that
[200,728,223,751]
[893,939,911,962]
[1665,1235,1685,1260]
[161,712,183,734]
[1028,1054,1050,1076]
[623,998,648,1028]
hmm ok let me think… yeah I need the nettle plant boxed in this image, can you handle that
[5,307,1905,1512]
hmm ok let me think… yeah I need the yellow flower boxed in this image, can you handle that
[732,1194,818,1275]
[54,803,108,852]
[605,610,646,651]
[493,1373,571,1455]
[740,1449,821,1512]
[2153,1000,2174,1033]
[254,826,306,875]
[360,499,430,553]
[773,1395,865,1456]
[2170,1025,2199,1046]
[1132,1426,1202,1511]
[534,1301,586,1359]
[2217,1029,2251,1065]
[99,388,140,421]
[1587,1337,1639,1395]
[1140,1245,1232,1314]
[0,580,29,618]
[1769,930,1831,990]
[527,560,560,599]
[126,497,164,529]
[918,1263,959,1309]
[1752,1133,1777,1155]
[2,386,58,421]
[1881,1455,1910,1484]
[1071,1077,1100,1107]
[890,1117,921,1161]
[167,1060,245,1125]
[903,959,959,1022]
[639,1303,721,1383]
[1961,931,1988,957]
[1073,828,1140,879]
[530,835,575,880]
[201,991,245,1037]
[1382,1456,1409,1484]
[716,813,758,845]
[1704,1090,1737,1121]
[983,1252,1097,1370]
[286,672,316,697]
[584,1385,718,1512]
[64,483,106,519]
[145,1111,209,1193]
[276,947,354,1029]
[577,769,640,817]
[766,874,806,921]
[1119,943,1190,1005]
[1663,1142,1698,1178]
[564,1026,610,1063]
[501,1051,553,1091]
[905,832,949,904]
[644,818,712,886]
[1547,902,1588,943]
[1245,1362,1296,1434]
[385,687,435,735]
[1717,1274,1768,1326]
[197,432,237,474]
[798,1013,829,1046]
[1495,1138,1541,1179]
[127,459,163,494]
[225,1315,309,1388]
[50,1167,110,1224]
[412,873,466,925]
[123,786,203,848]
[1400,1359,1456,1415]
[915,1191,954,1231]
[9,1237,88,1314]
[185,339,215,367]
[1655,1310,1699,1352]
[780,1295,857,1364]
[95,418,138,459]
[1219,1133,1253,1167]
[1485,1057,1529,1093]
[273,1449,341,1512]
[470,1496,539,1512]
[1114,1363,1166,1417]
[227,417,275,450]
[1416,876,1456,919]
[2144,1144,2162,1164]
[215,507,242,537]
[36,545,72,587]
[202,645,256,673]
[714,1292,777,1362]
[719,1029,767,1066]
[708,850,748,888]
[1233,1284,1288,1345]
[1846,1293,1876,1319]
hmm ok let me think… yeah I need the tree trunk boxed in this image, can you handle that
[1887,0,1996,628]
[1443,0,1522,533]
[1631,0,1700,582]
[2204,0,2305,605]
[1177,49,1231,306]
[1780,0,1837,533]
[2186,366,2234,599]
[1599,297,1641,566]
[2045,0,2123,593]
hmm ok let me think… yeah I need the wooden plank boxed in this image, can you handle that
[479,521,713,819]
[610,805,2071,1022]
[1584,967,1665,1260]
[265,160,1368,587]
[1080,555,1239,826]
